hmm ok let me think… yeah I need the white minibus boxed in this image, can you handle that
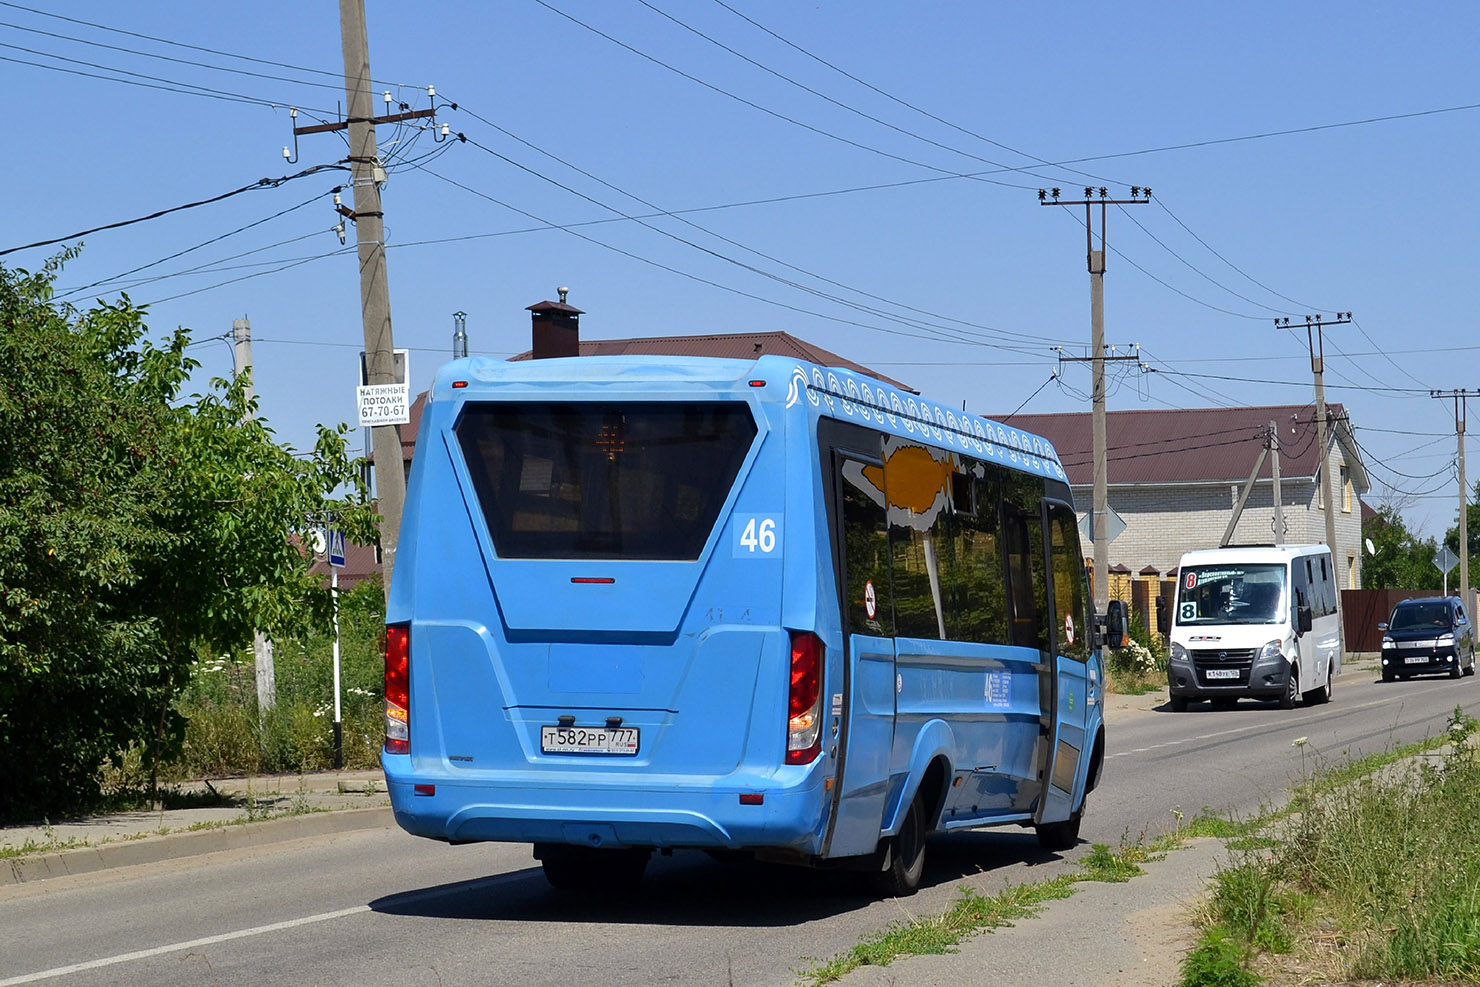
[1166,544,1341,710]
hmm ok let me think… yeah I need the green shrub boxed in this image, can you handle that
[1176,928,1259,987]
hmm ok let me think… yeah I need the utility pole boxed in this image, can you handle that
[294,0,433,597]
[1432,389,1476,614]
[231,316,276,712]
[1270,420,1285,545]
[1220,421,1287,548]
[1279,313,1350,643]
[1039,185,1150,612]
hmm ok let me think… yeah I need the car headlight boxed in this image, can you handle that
[1258,639,1284,663]
[1382,636,1395,649]
[1170,642,1189,663]
[1438,632,1455,644]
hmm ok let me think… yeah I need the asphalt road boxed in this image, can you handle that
[2,662,1474,987]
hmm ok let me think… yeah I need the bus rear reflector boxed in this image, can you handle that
[786,630,823,764]
[384,623,410,755]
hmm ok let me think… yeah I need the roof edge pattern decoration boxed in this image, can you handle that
[787,361,1066,482]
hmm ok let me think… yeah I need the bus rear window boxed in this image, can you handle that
[455,401,757,560]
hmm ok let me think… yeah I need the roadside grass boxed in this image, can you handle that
[796,875,1079,985]
[1176,706,1480,987]
[794,838,1166,986]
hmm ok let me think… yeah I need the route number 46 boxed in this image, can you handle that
[735,515,781,556]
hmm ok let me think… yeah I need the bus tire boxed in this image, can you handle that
[1035,809,1082,851]
[1307,661,1333,704]
[1279,665,1299,709]
[872,794,926,897]
[536,844,649,891]
[1169,695,1188,713]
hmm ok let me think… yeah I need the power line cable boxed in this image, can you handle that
[999,372,1058,423]
[449,131,1053,353]
[1151,197,1327,312]
[705,0,1122,187]
[65,228,335,299]
[0,41,336,113]
[1039,102,1480,168]
[445,102,1075,350]
[0,162,346,257]
[530,0,1042,191]
[0,18,346,92]
[419,161,1033,352]
[139,247,352,306]
[1152,366,1431,395]
[1350,316,1433,390]
[632,0,1078,186]
[54,189,334,301]
[1113,203,1286,316]
[0,0,404,88]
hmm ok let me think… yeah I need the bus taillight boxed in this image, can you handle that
[384,623,410,755]
[786,631,823,764]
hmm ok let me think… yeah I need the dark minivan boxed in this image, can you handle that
[1379,596,1477,681]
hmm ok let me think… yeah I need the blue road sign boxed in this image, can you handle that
[328,529,347,568]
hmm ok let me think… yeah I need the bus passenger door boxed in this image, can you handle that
[1035,500,1093,826]
[823,453,898,859]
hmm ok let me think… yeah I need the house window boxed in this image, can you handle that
[1340,465,1352,513]
[1347,552,1357,589]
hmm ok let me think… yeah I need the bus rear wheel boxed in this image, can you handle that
[1035,808,1082,851]
[536,844,650,892]
[871,794,926,897]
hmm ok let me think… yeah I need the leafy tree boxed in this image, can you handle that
[0,254,377,820]
[1441,478,1480,564]
[1362,503,1440,590]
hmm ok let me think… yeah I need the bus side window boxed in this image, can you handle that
[1003,473,1048,653]
[1046,503,1090,662]
[840,460,894,638]
[942,467,1008,646]
[1290,560,1311,625]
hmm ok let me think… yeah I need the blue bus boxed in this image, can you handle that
[382,354,1121,894]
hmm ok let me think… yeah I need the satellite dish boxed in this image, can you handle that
[1365,538,1377,555]
[310,528,328,557]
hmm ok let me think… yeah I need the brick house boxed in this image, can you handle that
[1005,405,1371,628]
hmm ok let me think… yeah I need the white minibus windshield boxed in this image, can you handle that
[1176,563,1286,626]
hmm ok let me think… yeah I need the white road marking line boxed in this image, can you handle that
[0,873,522,985]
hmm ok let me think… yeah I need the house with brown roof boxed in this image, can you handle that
[1005,403,1371,590]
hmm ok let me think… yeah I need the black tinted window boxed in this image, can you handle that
[1390,601,1453,630]
[456,402,756,560]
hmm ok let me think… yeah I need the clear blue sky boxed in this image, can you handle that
[4,1,1477,540]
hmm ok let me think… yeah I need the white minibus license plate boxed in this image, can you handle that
[541,725,639,755]
[1205,668,1239,680]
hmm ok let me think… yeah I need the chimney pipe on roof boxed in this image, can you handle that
[527,288,583,360]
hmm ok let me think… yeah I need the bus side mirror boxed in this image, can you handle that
[1377,621,1389,631]
[1297,605,1313,635]
[1101,600,1129,649]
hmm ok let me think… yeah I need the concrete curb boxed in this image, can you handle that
[2,806,394,887]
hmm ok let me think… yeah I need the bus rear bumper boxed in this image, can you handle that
[383,762,828,853]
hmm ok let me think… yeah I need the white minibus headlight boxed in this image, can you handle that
[1258,639,1284,663]
[1169,642,1189,663]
